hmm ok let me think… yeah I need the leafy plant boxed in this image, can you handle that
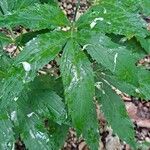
[0,0,150,149]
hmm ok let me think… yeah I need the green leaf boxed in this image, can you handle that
[47,122,68,150]
[0,0,40,15]
[105,75,137,95]
[32,91,66,124]
[138,69,150,100]
[0,32,12,43]
[94,66,137,96]
[0,51,12,77]
[0,117,15,150]
[93,63,146,100]
[77,1,147,37]
[17,110,68,150]
[0,3,69,30]
[60,39,99,150]
[17,95,68,150]
[0,31,68,109]
[137,37,150,54]
[22,119,51,150]
[12,76,68,150]
[23,121,68,150]
[19,89,67,124]
[108,34,147,57]
[79,31,139,86]
[96,80,136,148]
[15,29,50,46]
[84,32,150,100]
[141,0,150,16]
[29,75,64,97]
[14,31,68,78]
[0,50,13,95]
[0,32,13,49]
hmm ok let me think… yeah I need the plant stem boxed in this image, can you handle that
[73,0,80,22]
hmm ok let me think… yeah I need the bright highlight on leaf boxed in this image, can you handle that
[21,61,31,72]
[90,17,104,29]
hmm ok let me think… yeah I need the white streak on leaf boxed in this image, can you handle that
[26,38,36,46]
[95,82,105,94]
[90,21,97,29]
[29,130,35,139]
[35,132,47,140]
[67,66,85,91]
[90,17,104,29]
[103,8,107,14]
[61,26,71,31]
[11,111,17,121]
[14,97,18,101]
[23,80,26,83]
[65,113,68,119]
[120,37,127,43]
[12,143,15,150]
[21,62,31,72]
[95,82,103,90]
[135,89,140,93]
[46,139,49,143]
[68,66,79,91]
[95,18,104,21]
[7,142,11,147]
[54,27,61,31]
[107,21,111,25]
[113,53,118,72]
[27,112,35,118]
[97,129,99,133]
[82,44,92,51]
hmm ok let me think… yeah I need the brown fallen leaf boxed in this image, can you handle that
[147,23,150,31]
[4,44,17,53]
[125,102,150,128]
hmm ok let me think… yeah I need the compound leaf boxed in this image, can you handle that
[60,39,99,150]
[0,0,40,15]
[0,32,12,46]
[0,116,15,150]
[77,1,147,38]
[141,0,150,16]
[138,69,150,100]
[137,37,150,54]
[0,3,69,30]
[96,80,136,148]
[0,31,68,109]
[17,111,68,150]
[12,75,68,150]
[79,31,139,86]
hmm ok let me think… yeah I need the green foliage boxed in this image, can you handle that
[0,32,12,49]
[141,0,150,16]
[137,36,150,53]
[60,39,99,149]
[15,76,68,150]
[0,3,69,30]
[0,118,15,149]
[77,0,147,38]
[0,0,40,15]
[96,80,136,148]
[0,0,150,149]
